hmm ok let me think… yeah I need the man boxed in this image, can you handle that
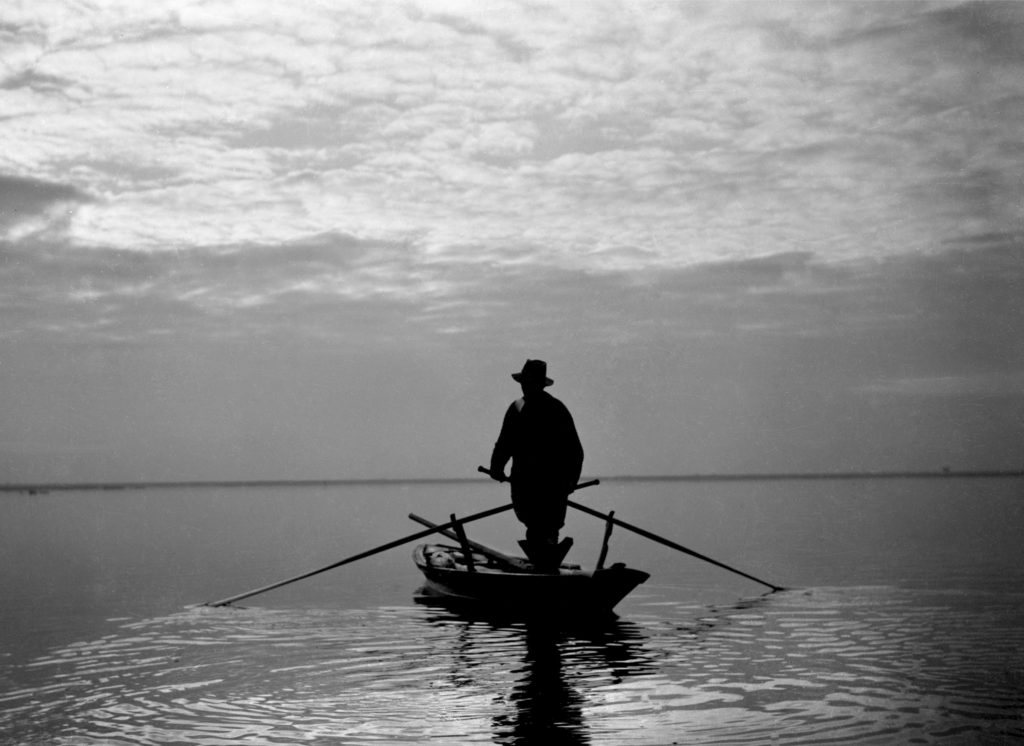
[489,359,584,565]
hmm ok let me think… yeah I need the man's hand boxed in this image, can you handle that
[479,465,508,482]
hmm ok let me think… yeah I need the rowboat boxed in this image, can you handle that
[409,512,650,615]
[413,543,649,614]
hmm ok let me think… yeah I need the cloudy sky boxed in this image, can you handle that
[2,0,1022,483]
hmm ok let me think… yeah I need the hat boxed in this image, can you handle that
[511,359,553,387]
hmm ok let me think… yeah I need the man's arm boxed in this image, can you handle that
[566,415,584,487]
[489,403,517,481]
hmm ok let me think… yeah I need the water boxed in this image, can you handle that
[2,478,1023,744]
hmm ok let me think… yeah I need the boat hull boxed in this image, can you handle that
[413,544,649,614]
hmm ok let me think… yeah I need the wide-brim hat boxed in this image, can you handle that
[511,359,553,386]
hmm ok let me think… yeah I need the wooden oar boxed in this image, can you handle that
[567,499,785,592]
[205,502,514,607]
[477,466,599,492]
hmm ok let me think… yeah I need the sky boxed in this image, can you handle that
[1,0,1023,484]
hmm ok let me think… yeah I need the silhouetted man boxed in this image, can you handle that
[490,359,584,566]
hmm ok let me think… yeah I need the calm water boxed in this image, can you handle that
[1,477,1023,744]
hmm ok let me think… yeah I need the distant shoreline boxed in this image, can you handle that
[3,469,1022,493]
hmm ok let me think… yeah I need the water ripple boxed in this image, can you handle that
[2,586,1023,744]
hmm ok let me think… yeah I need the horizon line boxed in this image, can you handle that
[3,469,1023,493]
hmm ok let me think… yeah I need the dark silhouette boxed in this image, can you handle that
[490,360,584,566]
[492,624,590,745]
[414,604,658,746]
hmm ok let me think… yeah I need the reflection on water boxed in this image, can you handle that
[3,586,1023,745]
[493,625,590,745]
[0,602,659,746]
[415,604,659,745]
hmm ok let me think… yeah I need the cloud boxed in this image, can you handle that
[461,120,538,160]
[2,1,1023,349]
[5,213,1021,380]
[4,2,1024,483]
[0,174,92,239]
[0,1,999,261]
[0,229,463,345]
[909,2,1024,66]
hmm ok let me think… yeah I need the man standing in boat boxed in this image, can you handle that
[489,359,584,566]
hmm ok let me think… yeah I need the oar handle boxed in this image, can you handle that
[477,466,599,492]
[478,465,507,481]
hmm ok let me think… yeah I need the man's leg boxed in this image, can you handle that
[523,495,571,566]
[524,523,558,547]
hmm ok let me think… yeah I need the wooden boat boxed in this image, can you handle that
[410,512,650,614]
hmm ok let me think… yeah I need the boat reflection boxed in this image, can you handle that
[416,598,659,745]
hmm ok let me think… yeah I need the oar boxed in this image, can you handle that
[477,466,599,492]
[204,502,514,607]
[567,499,785,593]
